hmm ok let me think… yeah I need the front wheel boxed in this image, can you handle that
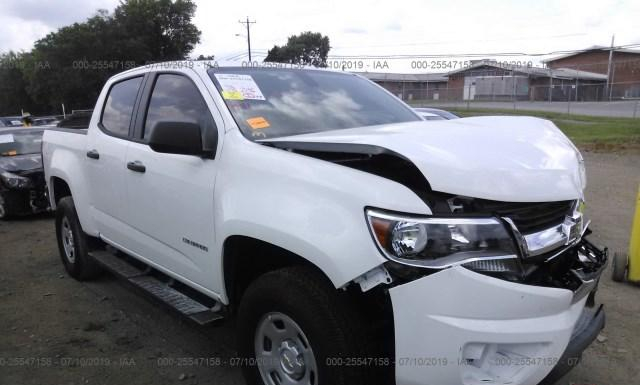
[237,266,377,385]
[0,193,11,219]
[55,196,103,280]
[611,252,628,282]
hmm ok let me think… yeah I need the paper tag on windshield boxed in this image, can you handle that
[221,90,244,100]
[0,134,14,144]
[215,74,266,100]
[246,117,270,129]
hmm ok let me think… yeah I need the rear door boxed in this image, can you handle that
[86,75,144,245]
[122,70,222,292]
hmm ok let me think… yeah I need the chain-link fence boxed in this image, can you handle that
[390,81,640,102]
[394,81,640,118]
[376,57,640,117]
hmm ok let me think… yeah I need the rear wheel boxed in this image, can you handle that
[55,196,103,280]
[237,266,376,385]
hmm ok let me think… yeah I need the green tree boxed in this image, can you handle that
[0,52,38,115]
[113,0,201,61]
[264,32,330,67]
[10,0,201,114]
[23,11,116,112]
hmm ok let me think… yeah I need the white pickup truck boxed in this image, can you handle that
[43,62,607,385]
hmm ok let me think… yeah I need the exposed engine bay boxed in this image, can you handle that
[0,153,50,218]
[264,140,607,296]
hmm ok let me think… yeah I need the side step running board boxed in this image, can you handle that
[89,250,224,325]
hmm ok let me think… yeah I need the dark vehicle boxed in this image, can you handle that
[33,116,62,126]
[0,128,49,219]
[0,116,24,127]
[56,111,92,129]
[413,107,460,120]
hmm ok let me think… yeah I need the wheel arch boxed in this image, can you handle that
[50,176,72,208]
[46,170,99,237]
[222,235,334,311]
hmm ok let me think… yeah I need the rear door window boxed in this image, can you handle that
[101,76,143,137]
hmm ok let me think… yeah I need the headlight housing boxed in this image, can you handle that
[366,209,522,275]
[0,171,34,189]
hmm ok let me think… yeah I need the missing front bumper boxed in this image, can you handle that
[388,237,608,385]
[516,235,608,305]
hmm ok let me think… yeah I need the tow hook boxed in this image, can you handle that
[353,265,393,292]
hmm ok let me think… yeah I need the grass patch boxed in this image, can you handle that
[446,107,640,146]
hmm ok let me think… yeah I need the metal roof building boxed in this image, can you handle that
[446,60,607,81]
[353,72,449,101]
[356,72,448,83]
[446,60,608,101]
[352,58,617,102]
[542,46,640,99]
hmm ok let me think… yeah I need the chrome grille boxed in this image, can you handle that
[470,200,574,234]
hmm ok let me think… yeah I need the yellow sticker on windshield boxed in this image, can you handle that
[222,90,244,100]
[246,117,270,130]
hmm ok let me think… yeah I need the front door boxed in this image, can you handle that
[123,72,221,292]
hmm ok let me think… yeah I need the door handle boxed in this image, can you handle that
[127,161,146,173]
[86,149,100,159]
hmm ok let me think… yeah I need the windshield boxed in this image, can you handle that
[0,131,43,156]
[208,68,420,139]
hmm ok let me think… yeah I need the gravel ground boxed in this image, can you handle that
[0,151,639,385]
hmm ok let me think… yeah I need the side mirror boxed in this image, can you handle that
[148,121,204,156]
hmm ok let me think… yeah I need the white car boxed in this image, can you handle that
[42,62,607,385]
[416,110,445,120]
[414,107,460,120]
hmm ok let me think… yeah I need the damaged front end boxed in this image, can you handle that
[365,197,607,292]
[0,132,50,218]
[0,169,50,217]
[362,198,607,385]
[517,233,607,304]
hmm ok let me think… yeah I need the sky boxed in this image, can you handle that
[1,0,639,73]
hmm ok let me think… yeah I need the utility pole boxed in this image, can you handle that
[512,70,517,111]
[548,68,553,103]
[605,34,615,101]
[239,17,256,62]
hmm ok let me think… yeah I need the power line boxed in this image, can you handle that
[218,44,640,67]
[325,43,640,60]
[331,32,589,50]
[219,50,251,60]
[222,50,268,61]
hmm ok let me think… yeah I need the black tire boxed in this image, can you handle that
[55,196,103,280]
[611,252,628,282]
[237,266,378,385]
[0,193,9,219]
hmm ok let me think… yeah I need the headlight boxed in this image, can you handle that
[0,171,33,189]
[366,209,521,275]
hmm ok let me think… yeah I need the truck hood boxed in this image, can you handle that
[261,116,585,202]
[0,153,43,173]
